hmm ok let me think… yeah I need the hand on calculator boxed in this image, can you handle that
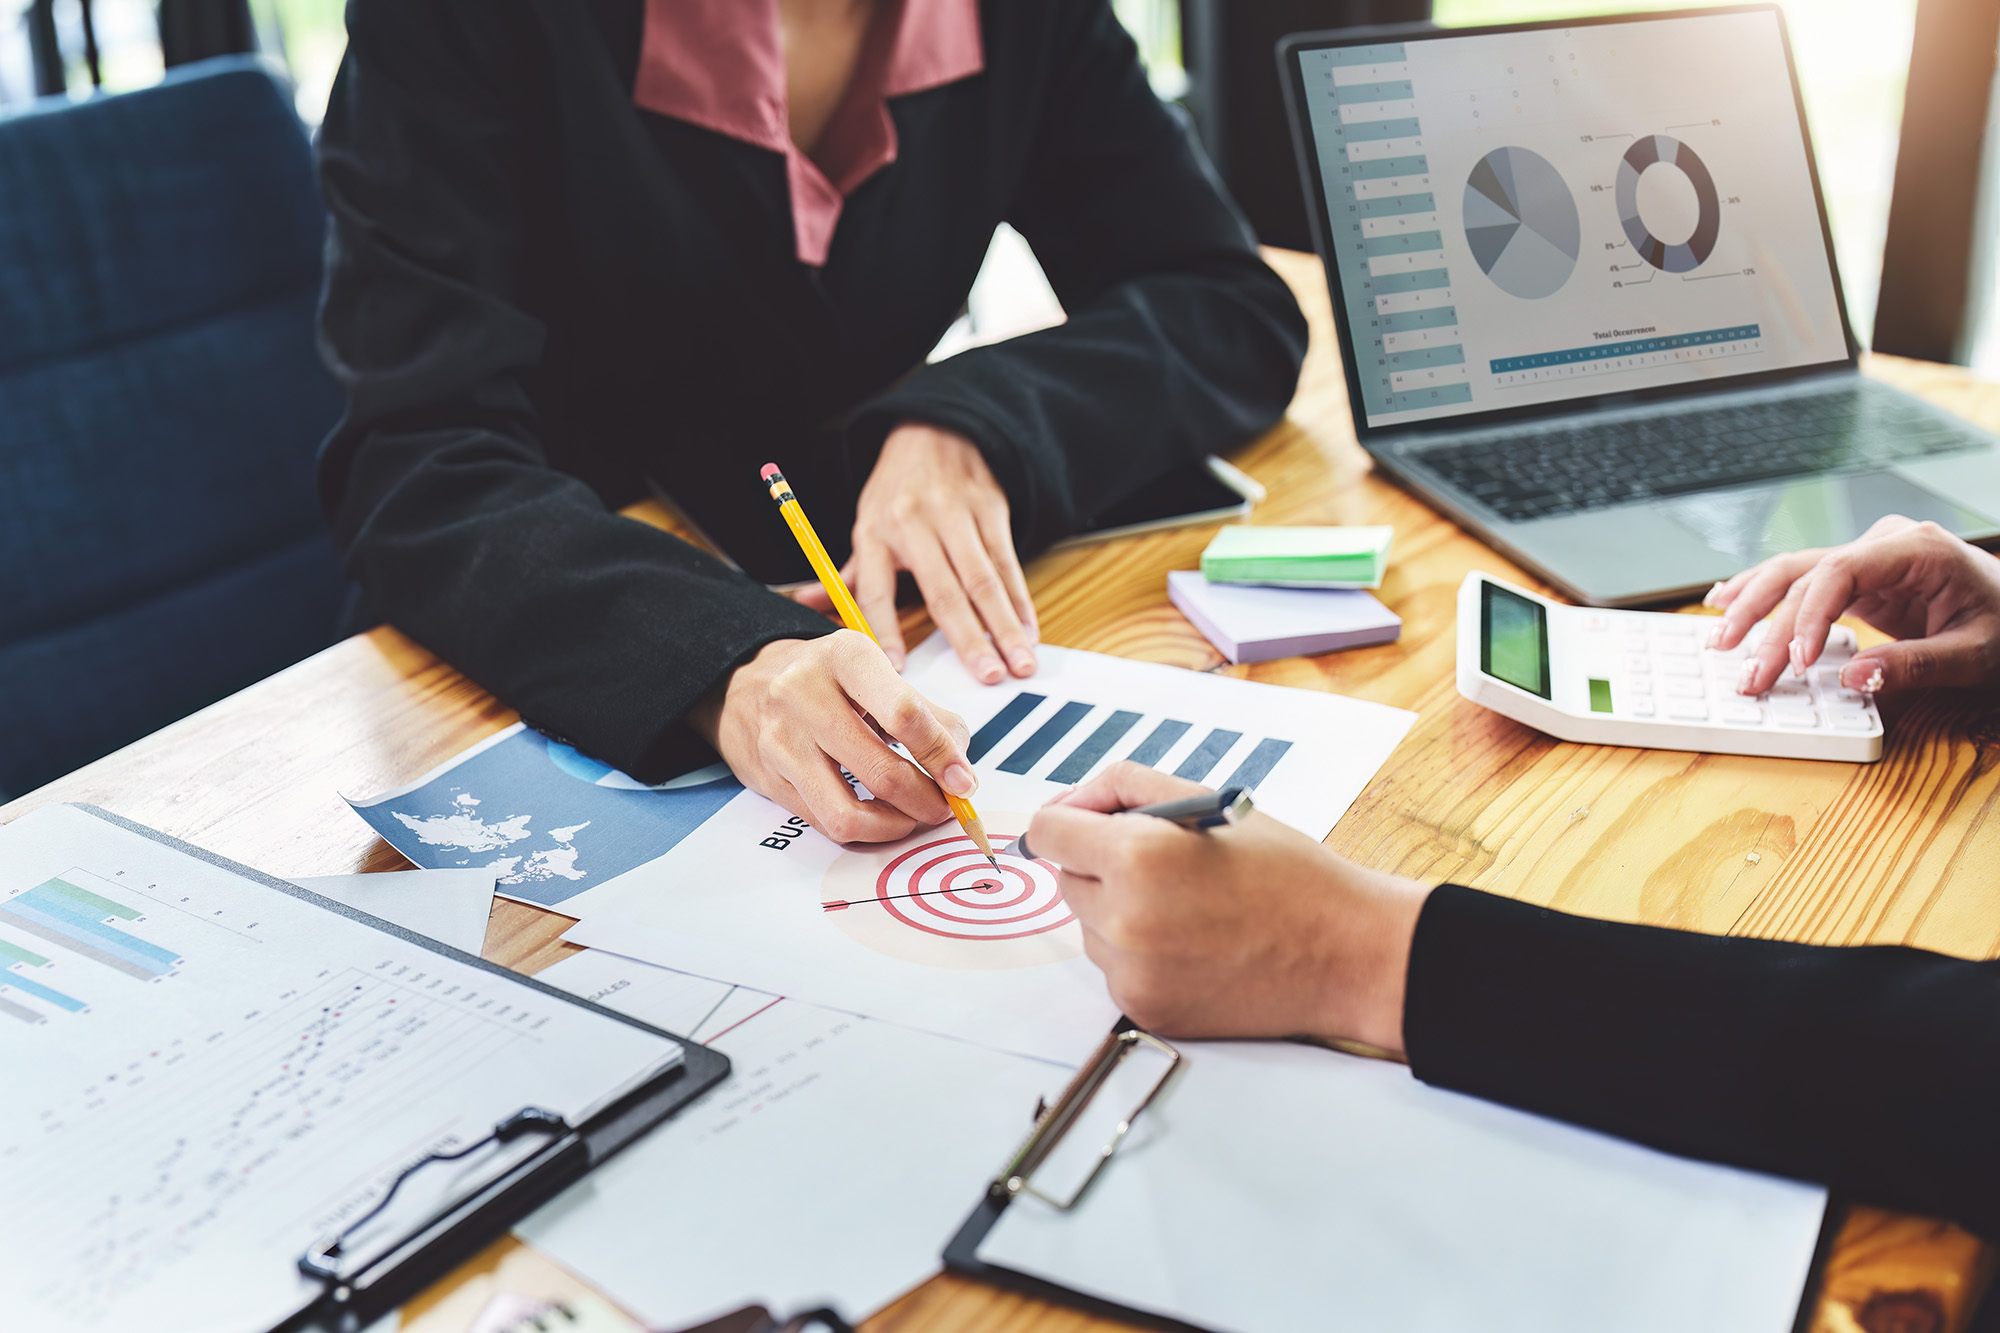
[1706,515,2000,696]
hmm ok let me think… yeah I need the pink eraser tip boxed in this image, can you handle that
[760,463,781,480]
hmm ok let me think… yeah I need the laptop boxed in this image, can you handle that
[1279,5,2000,606]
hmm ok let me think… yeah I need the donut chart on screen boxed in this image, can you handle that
[820,818,1082,970]
[1616,135,1721,273]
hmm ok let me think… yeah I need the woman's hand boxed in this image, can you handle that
[1025,762,1431,1051]
[1707,516,2000,696]
[797,424,1038,684]
[690,630,976,844]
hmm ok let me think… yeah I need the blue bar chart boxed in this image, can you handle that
[0,876,182,982]
[969,693,1298,791]
[1047,711,1143,785]
[0,927,87,1023]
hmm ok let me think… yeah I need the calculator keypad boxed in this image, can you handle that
[1580,613,1880,736]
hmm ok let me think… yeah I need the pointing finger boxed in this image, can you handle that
[942,522,1037,678]
[854,539,905,669]
[897,525,1001,684]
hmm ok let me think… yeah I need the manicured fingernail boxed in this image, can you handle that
[1737,659,1759,694]
[1843,663,1885,694]
[976,656,1002,683]
[1010,649,1036,675]
[889,650,907,671]
[1788,638,1806,678]
[1705,622,1722,649]
[943,763,977,798]
[1703,582,1724,608]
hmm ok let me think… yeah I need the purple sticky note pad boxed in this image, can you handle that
[1167,570,1402,665]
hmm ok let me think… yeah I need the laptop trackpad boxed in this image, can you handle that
[1656,470,1995,563]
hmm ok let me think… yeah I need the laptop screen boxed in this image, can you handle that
[1290,8,1852,432]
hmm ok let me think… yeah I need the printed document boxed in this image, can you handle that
[565,639,1416,1064]
[0,805,682,1333]
[521,958,1061,1328]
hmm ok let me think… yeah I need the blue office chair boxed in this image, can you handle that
[0,58,346,801]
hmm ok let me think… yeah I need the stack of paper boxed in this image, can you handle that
[1167,571,1401,664]
[1200,524,1394,589]
[348,637,1422,1324]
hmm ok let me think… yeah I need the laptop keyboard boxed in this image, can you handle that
[1416,390,1980,522]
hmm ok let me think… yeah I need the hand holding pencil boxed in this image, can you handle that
[761,465,999,864]
[683,468,984,847]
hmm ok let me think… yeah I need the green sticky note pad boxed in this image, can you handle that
[1200,525,1394,589]
[1589,678,1613,713]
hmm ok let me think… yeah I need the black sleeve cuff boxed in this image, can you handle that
[618,597,840,784]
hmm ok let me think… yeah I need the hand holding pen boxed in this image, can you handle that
[1024,762,1426,1048]
[1010,786,1253,863]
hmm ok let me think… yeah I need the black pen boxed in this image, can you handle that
[1010,786,1253,863]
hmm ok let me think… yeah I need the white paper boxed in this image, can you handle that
[517,989,1063,1329]
[531,948,777,1044]
[0,805,683,1333]
[980,1042,1828,1333]
[564,639,1416,1064]
[290,868,497,956]
[902,636,1416,841]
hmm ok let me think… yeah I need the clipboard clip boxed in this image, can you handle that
[991,1026,1181,1210]
[298,1106,571,1293]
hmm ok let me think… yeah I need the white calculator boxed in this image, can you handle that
[1456,573,1883,762]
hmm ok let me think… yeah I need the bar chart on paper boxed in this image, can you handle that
[0,871,195,1023]
[907,639,1417,842]
[968,692,1295,792]
[563,638,1419,1063]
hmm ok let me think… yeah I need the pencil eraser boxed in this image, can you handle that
[760,463,781,481]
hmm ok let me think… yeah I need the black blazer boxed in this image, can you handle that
[314,0,1308,780]
[1408,885,2000,1244]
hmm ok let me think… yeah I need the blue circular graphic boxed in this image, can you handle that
[545,738,620,785]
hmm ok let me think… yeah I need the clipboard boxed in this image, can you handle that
[945,1022,1202,1333]
[945,1023,1838,1333]
[5,805,729,1333]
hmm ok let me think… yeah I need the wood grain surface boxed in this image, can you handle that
[5,248,1995,1333]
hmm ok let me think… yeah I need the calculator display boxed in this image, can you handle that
[1481,582,1551,698]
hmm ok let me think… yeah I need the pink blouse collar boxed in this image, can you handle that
[635,0,984,266]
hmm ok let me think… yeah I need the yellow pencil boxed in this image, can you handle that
[760,463,999,866]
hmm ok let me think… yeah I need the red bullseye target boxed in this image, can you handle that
[870,836,1071,940]
[822,816,1083,969]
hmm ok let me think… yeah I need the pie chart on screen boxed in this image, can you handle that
[1463,146,1581,299]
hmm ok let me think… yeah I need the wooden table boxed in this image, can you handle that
[7,248,1997,1333]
